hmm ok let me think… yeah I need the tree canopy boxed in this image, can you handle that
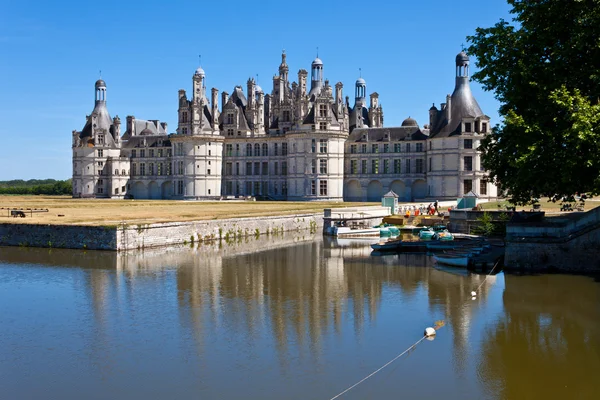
[466,0,600,204]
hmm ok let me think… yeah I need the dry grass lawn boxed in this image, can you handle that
[0,195,375,226]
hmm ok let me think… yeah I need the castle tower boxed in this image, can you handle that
[279,51,289,83]
[170,65,223,200]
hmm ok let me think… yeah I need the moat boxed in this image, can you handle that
[1,236,599,399]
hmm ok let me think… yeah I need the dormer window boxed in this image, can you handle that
[319,104,327,118]
[481,122,488,133]
[283,110,291,122]
[465,122,472,133]
[97,134,104,145]
[181,112,188,123]
[226,113,234,125]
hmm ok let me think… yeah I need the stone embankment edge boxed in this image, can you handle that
[0,213,323,251]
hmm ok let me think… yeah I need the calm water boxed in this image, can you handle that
[1,236,600,400]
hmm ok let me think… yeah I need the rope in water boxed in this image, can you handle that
[328,252,501,399]
[473,257,501,294]
[327,331,435,400]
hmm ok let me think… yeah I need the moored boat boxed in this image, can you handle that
[333,226,381,237]
[433,253,471,268]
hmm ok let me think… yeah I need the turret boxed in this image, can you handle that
[355,77,366,103]
[193,66,206,102]
[298,69,308,97]
[95,79,106,105]
[310,57,323,93]
[279,51,289,83]
[113,115,121,141]
[335,82,344,120]
[247,78,255,109]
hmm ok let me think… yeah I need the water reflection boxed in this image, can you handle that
[1,236,599,399]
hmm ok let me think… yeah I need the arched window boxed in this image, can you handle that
[115,169,119,175]
[246,143,252,156]
[262,143,268,156]
[254,143,260,156]
[122,169,126,175]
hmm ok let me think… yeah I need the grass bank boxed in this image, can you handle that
[0,195,374,226]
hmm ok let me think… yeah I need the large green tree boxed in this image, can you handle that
[466,0,600,204]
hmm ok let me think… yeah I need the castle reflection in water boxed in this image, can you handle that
[1,234,495,359]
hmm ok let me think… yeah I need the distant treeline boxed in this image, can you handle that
[0,179,72,195]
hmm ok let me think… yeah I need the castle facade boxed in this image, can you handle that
[72,51,497,202]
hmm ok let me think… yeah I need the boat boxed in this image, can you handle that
[333,226,381,237]
[432,231,454,241]
[432,253,471,268]
[379,223,400,236]
[371,239,403,251]
[418,228,436,239]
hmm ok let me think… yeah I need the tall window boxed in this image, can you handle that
[372,144,379,153]
[464,179,473,194]
[394,143,401,153]
[167,162,171,175]
[158,149,163,157]
[416,143,423,152]
[132,164,137,175]
[254,144,260,156]
[97,149,103,157]
[226,144,233,156]
[319,139,328,153]
[262,162,268,175]
[416,159,423,173]
[361,144,367,153]
[139,163,145,176]
[361,160,368,174]
[254,162,260,175]
[383,144,389,153]
[405,159,411,173]
[158,163,163,176]
[429,158,432,172]
[481,122,488,133]
[319,159,327,174]
[351,160,358,174]
[311,159,316,174]
[177,161,184,175]
[311,180,316,195]
[465,122,472,132]
[177,180,184,195]
[372,159,379,174]
[319,104,327,117]
[283,110,291,122]
[464,156,473,171]
[262,143,268,156]
[383,159,389,174]
[246,144,252,156]
[182,112,188,123]
[226,113,234,124]
[319,180,327,196]
[131,149,136,158]
[406,143,411,153]
[140,149,145,158]
[282,161,287,175]
[236,162,240,175]
[464,139,473,149]
[274,143,279,156]
[480,179,488,195]
[282,143,288,155]
[225,163,233,175]
[350,144,357,154]
[311,139,316,153]
[149,163,154,175]
[274,161,278,175]
[246,162,252,175]
[149,149,154,157]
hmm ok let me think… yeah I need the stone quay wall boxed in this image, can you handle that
[449,210,512,234]
[117,213,322,250]
[0,223,117,250]
[0,213,323,251]
[505,207,600,273]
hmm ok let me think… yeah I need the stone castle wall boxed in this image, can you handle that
[0,223,117,250]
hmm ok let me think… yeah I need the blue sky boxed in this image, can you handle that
[0,0,512,180]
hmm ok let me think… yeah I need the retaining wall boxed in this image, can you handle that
[0,213,323,251]
[504,207,600,273]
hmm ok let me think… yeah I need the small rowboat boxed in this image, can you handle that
[433,253,471,268]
